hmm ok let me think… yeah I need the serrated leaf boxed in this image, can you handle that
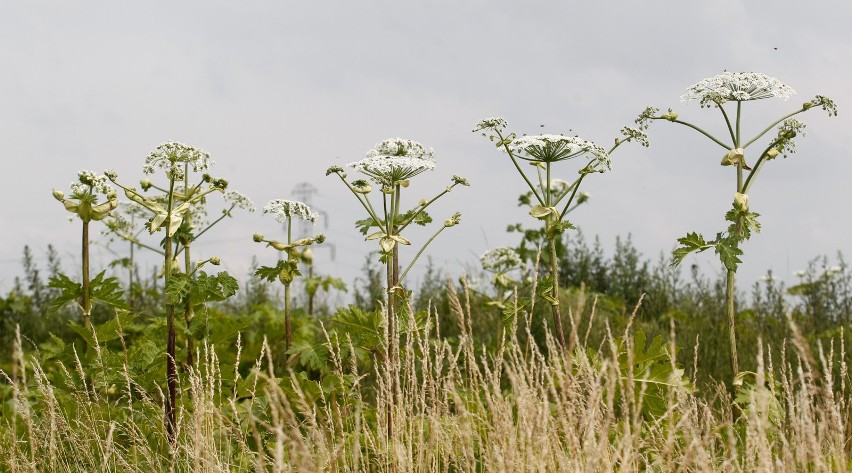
[89,271,129,309]
[48,273,83,312]
[715,237,743,272]
[288,339,329,371]
[165,273,193,305]
[671,232,712,267]
[725,208,761,241]
[255,264,283,282]
[355,217,382,235]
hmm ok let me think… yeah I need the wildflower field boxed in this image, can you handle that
[1,72,851,472]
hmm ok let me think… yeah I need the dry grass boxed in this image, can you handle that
[1,288,850,472]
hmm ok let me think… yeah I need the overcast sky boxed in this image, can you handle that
[1,1,850,303]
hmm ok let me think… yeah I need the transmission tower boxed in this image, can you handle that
[291,182,335,259]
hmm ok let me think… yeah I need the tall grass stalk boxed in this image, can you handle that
[2,287,851,471]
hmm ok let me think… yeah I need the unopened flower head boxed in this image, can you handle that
[509,134,610,168]
[143,141,213,179]
[481,247,523,273]
[681,72,796,107]
[349,138,436,185]
[71,170,114,196]
[263,199,317,224]
[225,190,256,212]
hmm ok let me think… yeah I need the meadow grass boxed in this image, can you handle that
[1,286,850,472]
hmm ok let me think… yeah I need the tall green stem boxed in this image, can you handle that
[284,218,293,351]
[163,177,177,444]
[726,269,739,375]
[81,220,92,330]
[548,235,566,350]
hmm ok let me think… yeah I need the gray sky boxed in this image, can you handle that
[1,1,850,301]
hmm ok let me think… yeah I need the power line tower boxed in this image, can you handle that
[291,182,334,260]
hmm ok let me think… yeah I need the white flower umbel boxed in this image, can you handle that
[225,190,256,212]
[681,72,796,107]
[143,141,213,180]
[509,134,610,169]
[71,170,114,196]
[481,247,523,273]
[263,199,317,223]
[349,138,436,185]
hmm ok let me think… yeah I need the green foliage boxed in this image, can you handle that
[48,270,128,312]
[165,271,238,307]
[255,260,301,285]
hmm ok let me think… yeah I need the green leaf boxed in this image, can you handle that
[725,207,761,241]
[715,236,743,272]
[671,232,713,266]
[48,273,82,312]
[165,273,193,305]
[355,217,383,235]
[89,271,129,310]
[288,339,329,371]
[255,264,283,283]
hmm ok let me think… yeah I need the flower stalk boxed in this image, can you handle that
[643,72,837,378]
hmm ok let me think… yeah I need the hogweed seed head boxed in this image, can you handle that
[681,72,796,107]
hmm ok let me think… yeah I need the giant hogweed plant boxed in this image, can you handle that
[474,118,648,350]
[105,141,250,440]
[327,138,466,435]
[50,171,125,331]
[253,199,325,352]
[638,71,837,375]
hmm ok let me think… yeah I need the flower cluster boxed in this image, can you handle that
[224,190,256,212]
[681,72,796,107]
[634,107,660,130]
[70,170,114,196]
[620,126,650,147]
[263,199,317,223]
[773,118,807,158]
[806,95,838,117]
[143,141,213,179]
[509,134,610,169]
[349,138,436,185]
[473,117,508,134]
[481,247,523,273]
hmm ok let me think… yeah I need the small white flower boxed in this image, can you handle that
[263,199,317,223]
[71,170,113,196]
[681,72,796,107]
[225,190,256,212]
[144,141,213,179]
[509,135,610,169]
[349,138,436,185]
[481,247,523,273]
[473,117,508,133]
